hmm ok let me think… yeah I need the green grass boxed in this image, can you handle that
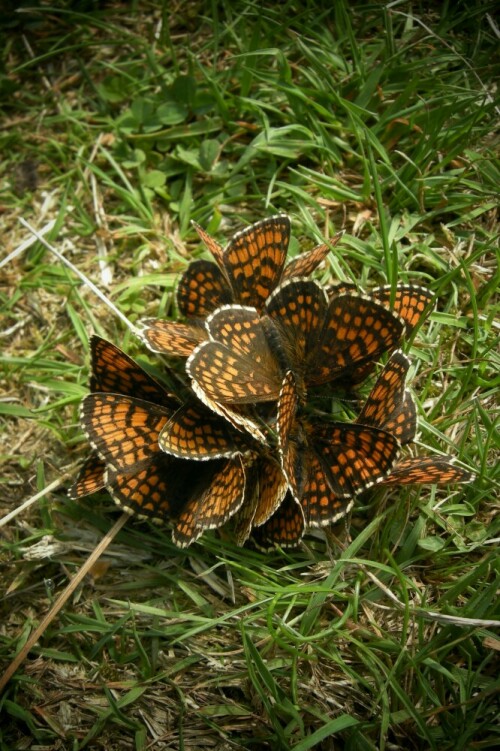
[1,1,499,749]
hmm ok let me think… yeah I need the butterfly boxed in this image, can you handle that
[180,215,342,316]
[186,279,405,440]
[70,337,246,546]
[354,349,474,487]
[354,350,475,488]
[69,336,178,499]
[278,377,401,527]
[252,351,415,544]
[159,401,288,544]
[138,217,342,358]
[250,491,305,550]
[328,283,434,339]
[380,456,475,486]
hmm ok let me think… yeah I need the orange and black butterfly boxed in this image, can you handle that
[69,336,178,499]
[186,279,405,439]
[380,456,475,486]
[325,283,434,385]
[250,492,305,551]
[328,283,434,340]
[70,337,247,547]
[254,353,413,544]
[159,401,288,545]
[356,349,416,445]
[180,215,343,316]
[354,349,474,487]
[138,217,342,357]
[276,370,401,528]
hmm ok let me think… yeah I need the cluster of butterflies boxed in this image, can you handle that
[70,215,474,548]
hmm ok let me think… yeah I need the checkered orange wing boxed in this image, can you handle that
[252,457,289,527]
[300,452,354,527]
[327,283,433,337]
[68,453,106,499]
[80,393,172,473]
[277,371,302,499]
[72,338,177,498]
[232,459,259,545]
[223,215,290,309]
[266,279,328,367]
[159,402,250,460]
[89,336,177,407]
[281,243,329,281]
[233,456,288,544]
[192,222,225,267]
[187,309,283,404]
[312,294,405,386]
[188,341,281,404]
[176,259,232,319]
[281,231,344,281]
[307,420,401,498]
[206,305,277,363]
[106,454,187,522]
[298,419,401,529]
[137,319,207,357]
[357,350,417,445]
[172,456,246,546]
[370,284,434,336]
[381,456,475,485]
[252,492,305,550]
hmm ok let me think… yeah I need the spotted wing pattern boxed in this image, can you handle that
[159,402,250,460]
[71,338,177,499]
[252,492,305,550]
[106,454,187,522]
[266,279,327,370]
[188,281,405,415]
[281,230,344,281]
[138,318,207,357]
[312,292,405,386]
[298,421,400,526]
[298,451,354,527]
[233,456,288,544]
[357,350,417,445]
[68,453,106,499]
[71,214,470,549]
[176,259,232,319]
[223,215,289,309]
[327,283,434,338]
[370,284,434,336]
[185,220,343,318]
[106,452,246,542]
[252,457,289,527]
[381,456,475,486]
[187,308,282,404]
[188,380,268,444]
[89,336,177,408]
[282,243,329,280]
[192,222,225,267]
[172,456,246,546]
[79,373,247,543]
[277,371,300,498]
[266,279,405,388]
[80,394,172,473]
[105,453,246,542]
[276,368,401,527]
